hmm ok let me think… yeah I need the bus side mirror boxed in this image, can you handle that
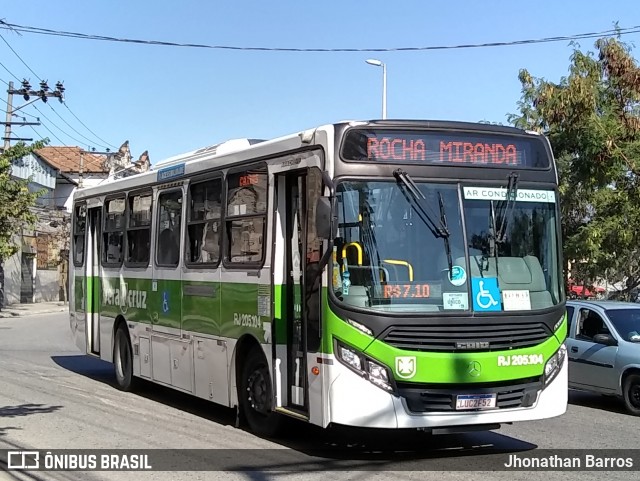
[316,196,336,239]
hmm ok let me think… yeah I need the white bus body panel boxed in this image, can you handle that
[325,354,568,429]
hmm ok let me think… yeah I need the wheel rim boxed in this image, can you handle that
[116,332,130,379]
[630,383,640,409]
[246,366,269,415]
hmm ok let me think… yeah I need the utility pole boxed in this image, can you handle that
[1,79,65,152]
[78,148,112,188]
[79,150,84,188]
[3,82,14,151]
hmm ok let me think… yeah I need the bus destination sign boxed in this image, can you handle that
[341,129,549,168]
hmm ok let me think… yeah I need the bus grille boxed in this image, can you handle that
[382,322,551,352]
[397,378,541,413]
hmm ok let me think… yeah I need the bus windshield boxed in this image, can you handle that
[333,180,562,313]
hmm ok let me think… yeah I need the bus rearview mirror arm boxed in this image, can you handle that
[315,170,337,275]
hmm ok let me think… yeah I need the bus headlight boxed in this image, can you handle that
[335,341,394,393]
[544,344,566,385]
[367,360,393,392]
[338,344,362,371]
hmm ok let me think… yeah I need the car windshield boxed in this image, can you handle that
[605,309,640,342]
[332,180,563,314]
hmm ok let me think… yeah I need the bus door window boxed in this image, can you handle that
[156,191,183,267]
[305,168,322,352]
[73,203,87,267]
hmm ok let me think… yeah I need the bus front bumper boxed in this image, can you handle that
[326,355,568,429]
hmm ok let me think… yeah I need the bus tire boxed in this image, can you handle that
[114,326,135,392]
[623,373,640,416]
[239,348,283,437]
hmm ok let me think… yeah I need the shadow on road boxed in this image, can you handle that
[51,354,537,469]
[0,404,63,418]
[51,354,237,428]
[51,354,115,386]
[0,404,62,439]
[0,426,20,437]
[568,389,628,415]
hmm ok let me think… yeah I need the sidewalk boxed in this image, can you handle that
[0,301,68,318]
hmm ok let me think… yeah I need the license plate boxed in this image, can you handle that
[455,394,497,410]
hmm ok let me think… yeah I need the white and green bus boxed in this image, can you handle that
[69,120,567,436]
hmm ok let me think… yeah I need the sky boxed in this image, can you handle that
[2,1,640,166]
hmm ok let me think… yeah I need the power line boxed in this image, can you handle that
[28,124,107,172]
[47,103,111,150]
[62,102,117,150]
[0,31,117,150]
[0,33,40,79]
[0,59,20,81]
[30,104,95,148]
[1,20,639,52]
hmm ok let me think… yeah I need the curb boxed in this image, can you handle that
[0,307,68,319]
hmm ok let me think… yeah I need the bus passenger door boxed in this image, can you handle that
[86,206,102,356]
[150,188,186,388]
[277,168,323,414]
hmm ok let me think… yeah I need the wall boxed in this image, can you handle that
[35,269,59,302]
[62,174,108,212]
[53,182,75,211]
[2,248,22,306]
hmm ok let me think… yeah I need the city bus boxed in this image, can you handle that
[69,120,567,436]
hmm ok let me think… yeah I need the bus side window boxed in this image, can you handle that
[187,178,222,265]
[225,167,267,265]
[126,191,152,266]
[156,191,183,267]
[102,197,125,266]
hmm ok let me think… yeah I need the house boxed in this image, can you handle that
[2,142,150,307]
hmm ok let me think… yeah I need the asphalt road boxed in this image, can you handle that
[0,311,638,481]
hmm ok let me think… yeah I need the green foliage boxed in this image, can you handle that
[509,37,640,299]
[0,141,47,262]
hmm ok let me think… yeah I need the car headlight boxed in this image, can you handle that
[544,343,567,385]
[335,340,394,392]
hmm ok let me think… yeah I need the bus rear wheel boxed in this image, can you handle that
[114,326,135,392]
[240,349,283,437]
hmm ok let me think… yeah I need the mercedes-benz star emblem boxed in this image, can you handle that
[468,361,481,377]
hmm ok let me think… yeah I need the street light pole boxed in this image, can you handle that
[365,59,387,119]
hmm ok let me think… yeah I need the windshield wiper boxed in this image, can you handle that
[438,192,453,274]
[393,169,453,272]
[495,172,519,243]
[483,172,519,276]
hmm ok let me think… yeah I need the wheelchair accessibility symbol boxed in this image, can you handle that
[472,277,501,312]
[162,291,170,313]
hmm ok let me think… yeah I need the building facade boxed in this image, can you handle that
[2,142,149,306]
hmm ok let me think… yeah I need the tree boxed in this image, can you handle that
[508,36,640,299]
[0,141,47,262]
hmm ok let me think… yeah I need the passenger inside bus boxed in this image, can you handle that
[201,221,220,262]
[158,228,179,265]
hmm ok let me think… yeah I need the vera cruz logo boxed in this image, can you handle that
[395,356,417,379]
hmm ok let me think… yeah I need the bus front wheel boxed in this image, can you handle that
[240,349,283,437]
[114,326,135,392]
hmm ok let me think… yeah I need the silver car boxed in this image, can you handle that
[565,300,640,415]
